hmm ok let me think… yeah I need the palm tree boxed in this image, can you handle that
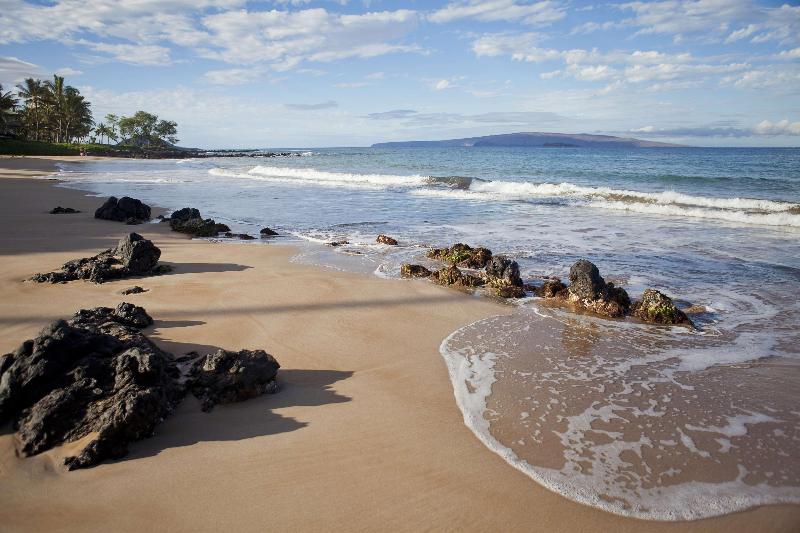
[62,87,92,143]
[94,123,116,145]
[15,78,45,141]
[44,75,66,142]
[0,84,19,136]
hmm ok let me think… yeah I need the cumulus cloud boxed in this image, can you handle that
[430,0,565,26]
[433,79,454,90]
[618,0,800,45]
[0,2,423,72]
[626,119,800,137]
[82,42,173,66]
[473,32,755,90]
[754,119,800,136]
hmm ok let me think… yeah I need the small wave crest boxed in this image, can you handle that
[207,166,800,227]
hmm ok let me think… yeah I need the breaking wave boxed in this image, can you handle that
[208,166,800,227]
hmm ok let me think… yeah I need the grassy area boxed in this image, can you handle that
[0,139,190,158]
[0,139,82,156]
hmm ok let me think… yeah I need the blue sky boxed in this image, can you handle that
[1,0,799,148]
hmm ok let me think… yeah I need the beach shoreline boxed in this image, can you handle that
[1,156,799,532]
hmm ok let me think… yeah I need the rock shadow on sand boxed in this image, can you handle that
[125,367,353,462]
[156,261,253,276]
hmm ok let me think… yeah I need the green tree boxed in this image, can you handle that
[0,84,19,136]
[104,113,119,140]
[62,87,92,142]
[118,111,178,147]
[94,123,118,144]
[155,119,178,145]
[15,78,46,141]
[44,75,66,142]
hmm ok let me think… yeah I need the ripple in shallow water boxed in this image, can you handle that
[440,307,800,520]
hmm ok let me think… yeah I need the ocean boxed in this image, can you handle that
[51,146,800,520]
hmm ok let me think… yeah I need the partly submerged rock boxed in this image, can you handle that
[428,243,492,269]
[484,256,523,288]
[260,227,279,237]
[170,207,201,222]
[561,259,630,318]
[94,196,151,224]
[223,232,255,240]
[168,207,229,237]
[50,207,80,214]
[31,233,162,284]
[188,349,280,412]
[0,304,182,470]
[631,289,693,326]
[489,285,527,299]
[377,234,399,245]
[326,240,349,247]
[430,265,484,288]
[533,278,567,298]
[400,264,431,278]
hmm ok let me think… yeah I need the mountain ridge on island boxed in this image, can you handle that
[371,132,685,149]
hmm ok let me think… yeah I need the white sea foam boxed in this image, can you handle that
[205,165,800,227]
[246,165,428,187]
[438,313,800,521]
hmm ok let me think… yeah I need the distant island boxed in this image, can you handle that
[372,132,684,149]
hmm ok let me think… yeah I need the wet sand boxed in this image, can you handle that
[0,156,798,532]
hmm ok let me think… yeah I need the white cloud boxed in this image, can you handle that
[754,119,800,136]
[430,0,565,26]
[0,3,422,73]
[83,42,173,66]
[723,66,800,90]
[619,0,800,45]
[434,79,454,90]
[625,119,800,137]
[0,56,43,86]
[54,67,83,77]
[197,8,420,67]
[203,67,266,85]
[777,48,800,60]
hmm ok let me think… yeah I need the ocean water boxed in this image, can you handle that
[51,146,800,520]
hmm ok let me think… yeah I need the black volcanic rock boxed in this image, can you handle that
[95,196,151,224]
[631,289,693,326]
[0,304,182,469]
[260,227,279,237]
[168,207,228,237]
[188,349,280,412]
[31,233,162,284]
[400,264,431,278]
[560,259,630,318]
[428,243,492,269]
[50,207,80,214]
[484,256,523,287]
[430,265,484,287]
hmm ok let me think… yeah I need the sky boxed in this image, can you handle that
[0,0,799,148]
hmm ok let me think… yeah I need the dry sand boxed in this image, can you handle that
[0,156,798,532]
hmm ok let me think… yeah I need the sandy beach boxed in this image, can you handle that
[1,156,798,532]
